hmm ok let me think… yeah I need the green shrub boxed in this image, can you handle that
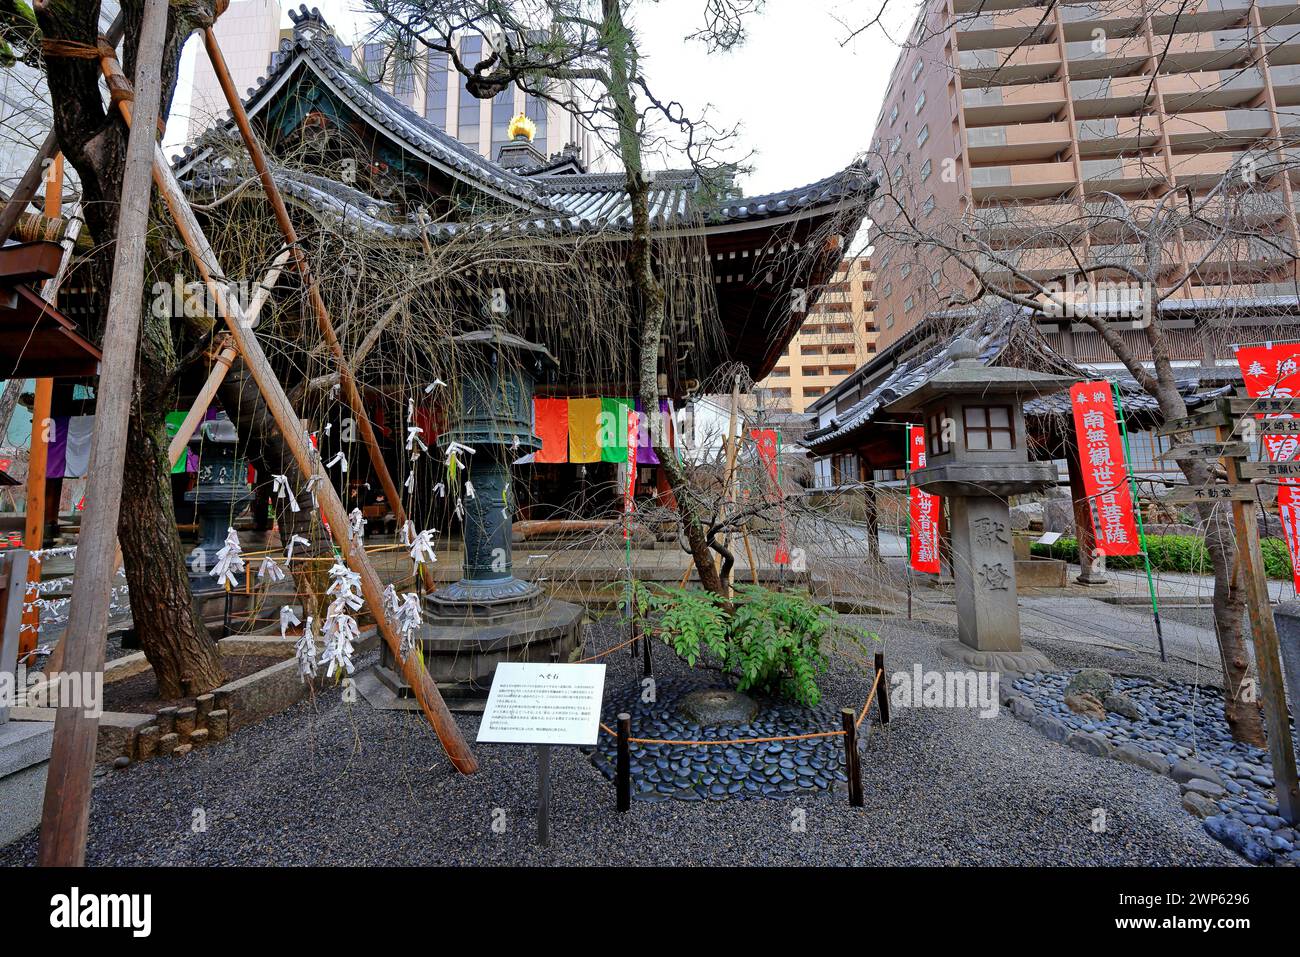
[624,581,876,707]
[1030,534,1294,580]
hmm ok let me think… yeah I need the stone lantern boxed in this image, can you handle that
[369,326,584,711]
[882,338,1073,672]
[185,413,251,592]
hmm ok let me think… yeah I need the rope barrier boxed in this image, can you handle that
[598,664,886,747]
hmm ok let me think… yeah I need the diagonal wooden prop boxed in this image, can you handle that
[96,41,477,772]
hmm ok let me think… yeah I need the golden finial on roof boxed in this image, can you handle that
[507,112,537,142]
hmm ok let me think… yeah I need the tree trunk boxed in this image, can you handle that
[117,401,226,698]
[603,0,724,595]
[0,378,24,444]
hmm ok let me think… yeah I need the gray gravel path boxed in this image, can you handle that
[0,616,1241,866]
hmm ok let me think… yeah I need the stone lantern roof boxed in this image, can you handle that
[880,337,1075,415]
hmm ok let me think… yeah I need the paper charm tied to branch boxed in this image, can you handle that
[210,527,244,590]
[320,560,364,680]
[271,473,299,512]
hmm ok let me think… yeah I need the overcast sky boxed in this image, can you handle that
[171,0,917,195]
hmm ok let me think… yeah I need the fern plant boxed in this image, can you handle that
[621,580,876,707]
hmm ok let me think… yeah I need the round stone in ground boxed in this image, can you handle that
[676,688,759,725]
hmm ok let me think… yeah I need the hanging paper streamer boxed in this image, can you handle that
[600,397,633,464]
[210,527,245,590]
[534,397,569,464]
[1069,382,1141,556]
[296,617,318,681]
[909,425,941,574]
[568,397,602,463]
[1235,341,1300,591]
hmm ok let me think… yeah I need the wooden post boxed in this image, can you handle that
[19,377,52,660]
[200,28,432,591]
[841,708,863,807]
[874,650,890,725]
[37,0,169,867]
[0,550,29,725]
[616,712,631,811]
[1218,422,1300,823]
[95,43,478,778]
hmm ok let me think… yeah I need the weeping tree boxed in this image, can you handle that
[35,0,227,696]
[362,0,801,595]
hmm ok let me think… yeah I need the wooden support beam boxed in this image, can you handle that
[1217,421,1300,823]
[37,0,170,867]
[97,40,478,777]
[201,28,432,592]
[18,377,51,660]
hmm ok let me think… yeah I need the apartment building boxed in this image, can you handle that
[867,0,1300,362]
[185,1,603,170]
[757,255,877,412]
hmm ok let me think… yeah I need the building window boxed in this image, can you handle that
[363,43,385,82]
[394,57,415,106]
[904,294,915,312]
[911,59,923,83]
[916,124,929,147]
[900,263,911,279]
[920,158,932,181]
[526,93,548,156]
[890,104,899,126]
[914,90,925,114]
[964,405,1014,451]
[457,36,482,147]
[921,194,935,215]
[927,409,950,458]
[425,52,448,129]
[884,313,894,329]
[490,88,515,155]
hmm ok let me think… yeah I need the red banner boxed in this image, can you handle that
[908,425,940,573]
[624,410,639,541]
[1235,341,1300,591]
[1070,381,1142,556]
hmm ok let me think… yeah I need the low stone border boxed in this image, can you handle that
[11,632,379,767]
[1000,676,1298,867]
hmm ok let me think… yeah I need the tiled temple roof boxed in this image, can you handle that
[175,6,873,238]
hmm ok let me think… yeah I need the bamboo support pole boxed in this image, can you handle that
[200,27,433,591]
[96,42,477,776]
[38,0,170,867]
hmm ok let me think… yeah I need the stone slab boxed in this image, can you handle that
[0,721,53,848]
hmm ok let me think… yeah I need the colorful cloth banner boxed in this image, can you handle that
[633,398,659,465]
[600,397,633,464]
[908,425,941,573]
[1069,381,1141,556]
[1235,341,1300,591]
[568,397,602,463]
[533,398,569,464]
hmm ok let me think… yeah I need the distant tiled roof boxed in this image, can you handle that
[174,5,873,238]
[803,309,1219,455]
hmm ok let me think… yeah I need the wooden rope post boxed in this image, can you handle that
[95,44,478,776]
[841,707,864,807]
[616,712,631,812]
[640,617,653,678]
[37,0,169,867]
[874,650,890,725]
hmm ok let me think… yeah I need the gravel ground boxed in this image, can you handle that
[0,615,1241,866]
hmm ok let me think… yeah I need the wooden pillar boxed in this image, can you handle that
[19,377,52,661]
[1065,435,1107,584]
[863,478,880,564]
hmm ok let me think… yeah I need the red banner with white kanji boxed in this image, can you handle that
[1235,340,1300,591]
[1070,381,1142,556]
[908,425,941,573]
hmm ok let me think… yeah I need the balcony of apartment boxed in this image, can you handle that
[1063,35,1152,80]
[1165,147,1300,188]
[1186,233,1297,272]
[1155,29,1255,74]
[1076,115,1162,155]
[1266,62,1300,104]
[963,79,1068,124]
[1259,24,1300,65]
[1257,0,1300,28]
[971,159,1077,200]
[1157,66,1265,112]
[1148,0,1253,34]
[959,44,1062,85]
[1069,74,1158,118]
[965,119,1072,162]
[971,200,1089,240]
[1080,155,1168,193]
[954,6,1057,52]
[1159,107,1277,151]
[976,246,1081,281]
[1058,0,1146,41]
